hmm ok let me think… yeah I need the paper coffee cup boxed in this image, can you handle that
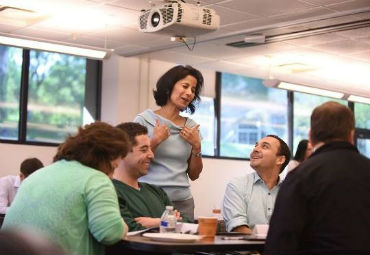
[198,217,218,238]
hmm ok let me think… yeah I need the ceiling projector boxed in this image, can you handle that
[139,1,220,37]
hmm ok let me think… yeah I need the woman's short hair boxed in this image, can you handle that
[293,139,309,162]
[153,65,204,114]
[53,122,129,176]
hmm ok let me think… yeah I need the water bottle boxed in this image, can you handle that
[160,205,177,233]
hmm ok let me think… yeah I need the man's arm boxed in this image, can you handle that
[232,225,253,234]
[222,180,250,233]
[117,195,149,232]
[0,178,10,214]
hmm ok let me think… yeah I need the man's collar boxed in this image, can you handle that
[312,142,325,153]
[253,171,282,186]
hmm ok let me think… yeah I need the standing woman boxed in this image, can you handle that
[134,65,203,220]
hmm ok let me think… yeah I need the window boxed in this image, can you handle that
[181,96,216,156]
[219,72,288,158]
[293,92,346,153]
[354,103,370,158]
[0,46,101,145]
[0,46,22,140]
[355,103,370,129]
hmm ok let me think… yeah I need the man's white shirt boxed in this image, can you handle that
[0,175,21,214]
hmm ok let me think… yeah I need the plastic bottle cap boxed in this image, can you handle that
[166,205,174,210]
[212,209,221,214]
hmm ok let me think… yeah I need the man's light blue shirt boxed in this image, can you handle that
[222,172,282,232]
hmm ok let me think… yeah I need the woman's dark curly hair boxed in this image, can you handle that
[153,65,204,114]
[53,122,130,176]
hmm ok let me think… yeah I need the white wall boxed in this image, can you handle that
[0,54,252,218]
[0,143,55,176]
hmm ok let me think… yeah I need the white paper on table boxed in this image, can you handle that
[127,227,156,236]
[178,223,199,234]
[252,224,269,238]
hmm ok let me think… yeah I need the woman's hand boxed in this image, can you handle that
[151,119,171,151]
[179,124,201,150]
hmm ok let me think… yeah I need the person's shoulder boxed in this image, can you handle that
[0,175,16,182]
[134,109,156,125]
[140,182,167,195]
[140,182,162,191]
[185,117,198,127]
[135,109,153,119]
[228,173,254,188]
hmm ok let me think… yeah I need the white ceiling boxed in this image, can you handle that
[0,0,369,97]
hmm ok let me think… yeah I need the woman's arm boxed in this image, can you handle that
[180,124,203,181]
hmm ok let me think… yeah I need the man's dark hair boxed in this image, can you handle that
[20,158,44,177]
[294,139,309,162]
[53,122,130,176]
[267,135,291,173]
[311,101,354,144]
[116,122,148,147]
[153,65,203,114]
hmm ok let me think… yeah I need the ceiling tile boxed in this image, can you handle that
[13,27,71,42]
[311,38,370,55]
[210,5,257,26]
[335,27,370,39]
[283,32,347,46]
[326,0,370,11]
[219,0,315,17]
[303,0,355,6]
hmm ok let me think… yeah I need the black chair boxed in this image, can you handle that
[0,214,5,228]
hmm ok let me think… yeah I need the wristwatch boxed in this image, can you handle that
[192,151,202,157]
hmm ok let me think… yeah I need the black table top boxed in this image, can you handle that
[106,234,265,255]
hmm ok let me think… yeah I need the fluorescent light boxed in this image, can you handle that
[244,34,265,43]
[347,95,370,104]
[278,82,344,99]
[0,35,109,59]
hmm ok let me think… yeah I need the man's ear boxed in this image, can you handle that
[19,173,25,182]
[309,129,314,146]
[349,129,355,145]
[276,155,286,167]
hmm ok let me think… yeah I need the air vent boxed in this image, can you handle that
[139,12,150,29]
[202,9,212,25]
[0,6,48,26]
[226,41,262,48]
[177,3,183,22]
[159,7,174,24]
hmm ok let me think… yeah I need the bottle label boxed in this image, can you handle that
[160,221,168,227]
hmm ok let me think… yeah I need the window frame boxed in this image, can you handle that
[0,47,102,146]
[201,71,370,161]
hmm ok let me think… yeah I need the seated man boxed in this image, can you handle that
[0,157,44,214]
[114,122,191,231]
[222,135,290,234]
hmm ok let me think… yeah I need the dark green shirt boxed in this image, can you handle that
[112,179,191,231]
